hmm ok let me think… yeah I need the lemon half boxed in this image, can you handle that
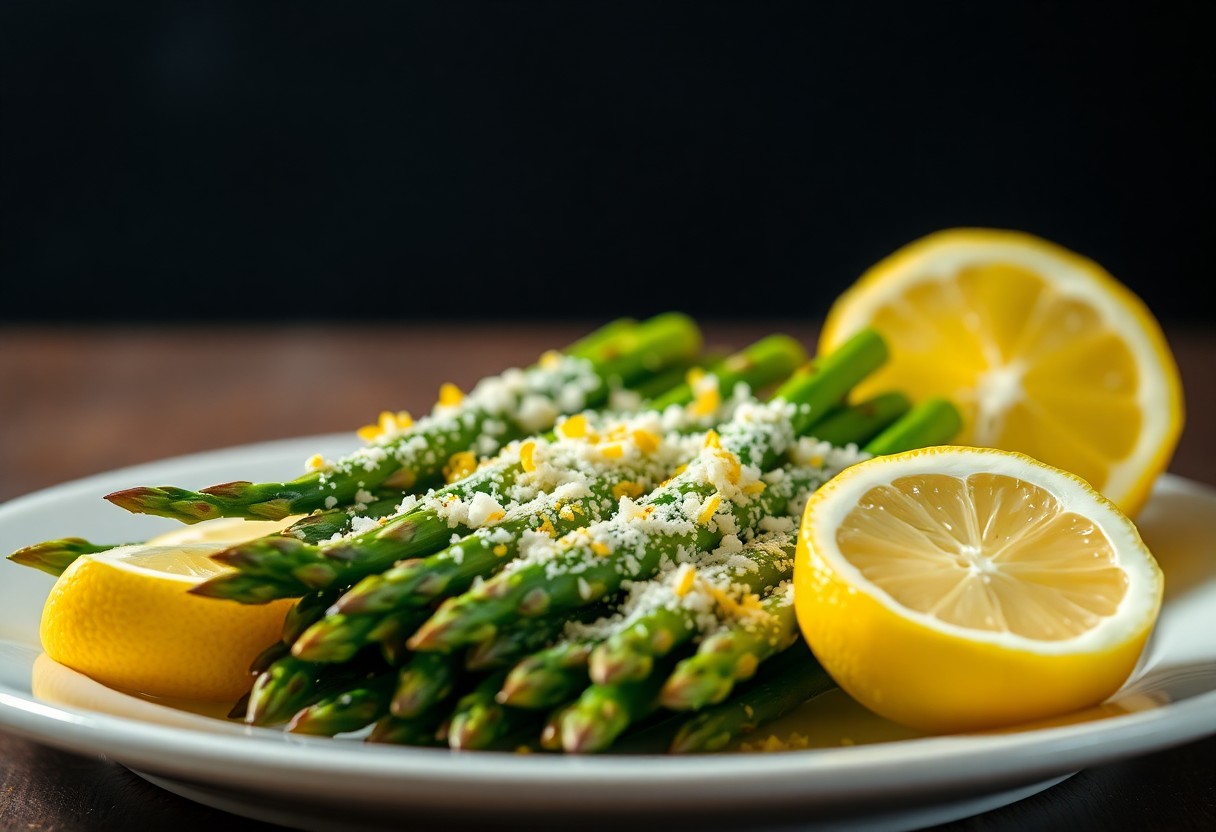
[820,228,1184,518]
[793,445,1164,734]
[40,519,299,701]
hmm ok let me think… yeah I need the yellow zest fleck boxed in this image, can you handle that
[305,454,327,472]
[493,544,509,557]
[444,451,478,484]
[559,505,576,521]
[631,429,661,454]
[688,384,721,418]
[557,413,589,440]
[673,564,697,598]
[591,541,612,556]
[613,481,644,500]
[604,424,627,441]
[484,510,506,524]
[600,443,624,459]
[735,654,759,678]
[742,481,767,495]
[560,528,590,546]
[438,382,464,408]
[356,410,412,442]
[697,494,722,525]
[539,350,562,370]
[377,517,389,525]
[808,454,825,468]
[724,452,741,484]
[707,584,766,621]
[704,430,721,450]
[537,517,557,537]
[686,367,706,387]
[520,440,537,472]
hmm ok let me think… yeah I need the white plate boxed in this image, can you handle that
[2,435,1215,832]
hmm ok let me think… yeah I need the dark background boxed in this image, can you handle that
[2,1,1212,325]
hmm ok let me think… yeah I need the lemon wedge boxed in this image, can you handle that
[819,227,1184,518]
[793,445,1164,734]
[40,526,297,702]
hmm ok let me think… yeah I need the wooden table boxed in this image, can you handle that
[2,321,1213,831]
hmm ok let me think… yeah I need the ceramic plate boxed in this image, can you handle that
[2,435,1214,832]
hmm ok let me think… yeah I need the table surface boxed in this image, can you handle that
[1,319,1213,832]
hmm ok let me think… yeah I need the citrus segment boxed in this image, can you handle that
[40,537,295,702]
[819,228,1184,517]
[794,445,1164,734]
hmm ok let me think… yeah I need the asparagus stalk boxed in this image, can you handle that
[291,607,432,664]
[104,314,700,524]
[465,602,614,672]
[667,639,837,753]
[5,538,129,578]
[659,583,799,711]
[558,654,686,753]
[495,639,597,710]
[366,712,447,747]
[5,494,402,580]
[390,651,465,718]
[446,670,543,751]
[244,653,367,726]
[286,670,398,736]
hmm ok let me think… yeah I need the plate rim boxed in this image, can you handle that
[2,434,1215,814]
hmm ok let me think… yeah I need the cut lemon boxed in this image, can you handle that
[40,525,297,702]
[819,228,1184,518]
[793,445,1164,734]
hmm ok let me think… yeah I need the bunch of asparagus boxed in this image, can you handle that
[9,313,961,754]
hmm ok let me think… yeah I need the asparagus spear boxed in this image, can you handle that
[5,538,128,578]
[465,601,614,672]
[446,669,544,751]
[390,651,466,718]
[558,654,686,753]
[104,314,700,524]
[366,711,447,747]
[291,607,432,664]
[495,639,597,710]
[244,648,385,726]
[667,639,837,753]
[4,493,401,579]
[659,582,799,711]
[406,329,889,654]
[286,670,398,736]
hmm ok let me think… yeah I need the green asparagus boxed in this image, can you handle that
[286,670,398,736]
[104,314,700,523]
[667,639,837,753]
[186,333,805,605]
[406,329,889,653]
